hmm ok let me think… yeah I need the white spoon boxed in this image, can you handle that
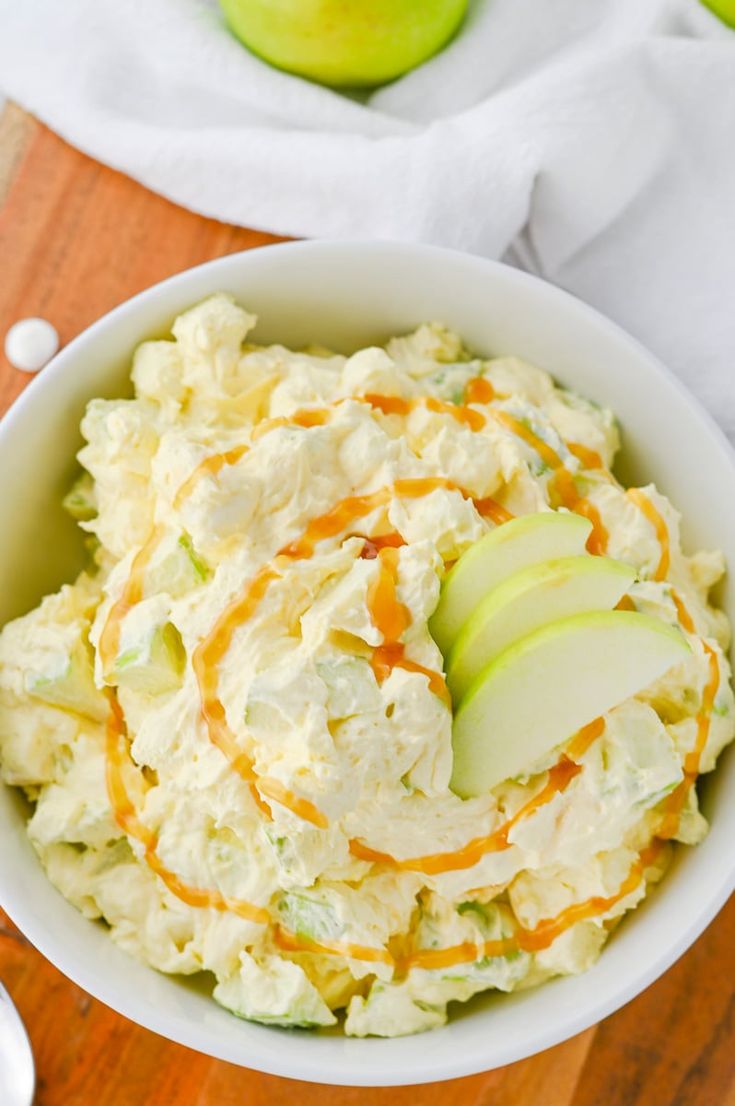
[0,982,35,1106]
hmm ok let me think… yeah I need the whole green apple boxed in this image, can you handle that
[219,0,469,88]
[700,0,735,24]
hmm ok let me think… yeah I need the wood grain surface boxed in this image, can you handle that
[0,107,733,1106]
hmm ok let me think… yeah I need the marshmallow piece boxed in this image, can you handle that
[5,317,60,373]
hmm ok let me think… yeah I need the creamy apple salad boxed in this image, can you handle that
[1,294,733,1037]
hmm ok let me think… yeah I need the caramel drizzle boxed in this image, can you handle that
[611,498,714,839]
[105,689,656,959]
[277,838,664,972]
[401,842,663,972]
[672,590,696,634]
[102,481,509,830]
[103,382,594,676]
[359,533,406,560]
[626,488,670,582]
[193,565,280,782]
[104,692,269,924]
[552,470,609,556]
[366,545,451,708]
[97,526,164,673]
[251,407,331,441]
[349,718,604,876]
[658,640,719,840]
[96,385,516,690]
[96,385,643,833]
[94,382,717,959]
[474,496,515,526]
[371,644,451,705]
[367,547,410,643]
[278,477,508,561]
[350,758,581,876]
[368,386,600,533]
[190,565,329,830]
[617,497,716,840]
[255,777,328,829]
[173,408,332,509]
[274,925,394,967]
[620,585,717,845]
[564,715,608,760]
[194,478,482,826]
[174,388,499,514]
[567,441,605,470]
[365,393,486,432]
[490,409,566,471]
[101,404,338,672]
[464,377,496,405]
[173,444,249,509]
[486,408,609,555]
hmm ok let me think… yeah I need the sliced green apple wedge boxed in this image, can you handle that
[451,610,689,798]
[446,555,636,701]
[430,511,592,655]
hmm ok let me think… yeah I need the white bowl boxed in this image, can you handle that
[1,241,734,1086]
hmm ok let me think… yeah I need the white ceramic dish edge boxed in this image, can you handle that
[0,241,733,1086]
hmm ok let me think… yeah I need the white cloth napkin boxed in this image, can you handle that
[1,0,734,437]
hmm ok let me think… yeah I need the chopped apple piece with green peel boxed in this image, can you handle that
[26,640,107,722]
[276,892,340,943]
[447,556,636,701]
[62,472,97,522]
[178,533,209,582]
[213,953,336,1029]
[451,610,690,797]
[145,532,210,599]
[430,512,592,655]
[113,621,186,695]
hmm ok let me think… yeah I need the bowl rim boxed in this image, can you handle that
[1,239,735,1086]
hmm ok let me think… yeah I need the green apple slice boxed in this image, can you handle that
[451,610,689,797]
[446,555,636,701]
[430,511,592,656]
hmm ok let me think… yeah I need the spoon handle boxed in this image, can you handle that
[0,981,35,1106]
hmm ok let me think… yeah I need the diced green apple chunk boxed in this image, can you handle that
[316,656,381,718]
[451,610,690,797]
[276,891,340,943]
[113,621,186,694]
[62,472,97,521]
[145,532,209,599]
[213,953,336,1029]
[26,641,107,722]
[430,511,592,655]
[447,555,636,701]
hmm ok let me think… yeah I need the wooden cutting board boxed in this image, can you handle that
[0,105,733,1106]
